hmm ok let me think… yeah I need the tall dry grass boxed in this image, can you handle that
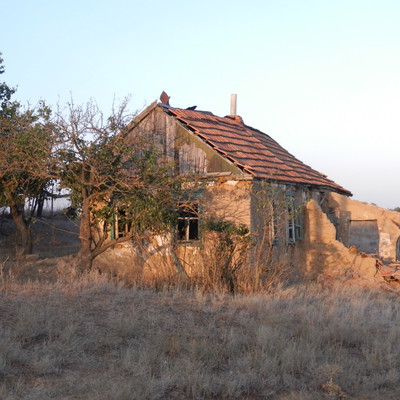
[0,269,399,399]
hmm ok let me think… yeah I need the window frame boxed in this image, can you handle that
[286,193,303,244]
[110,207,132,240]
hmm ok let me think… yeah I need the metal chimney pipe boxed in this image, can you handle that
[230,94,237,116]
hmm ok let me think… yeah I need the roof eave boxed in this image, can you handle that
[252,176,352,197]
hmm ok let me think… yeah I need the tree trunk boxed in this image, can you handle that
[9,200,32,255]
[36,192,45,218]
[74,192,136,272]
[76,196,94,270]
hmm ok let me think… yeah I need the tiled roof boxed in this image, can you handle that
[163,105,352,196]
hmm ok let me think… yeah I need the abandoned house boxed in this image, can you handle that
[96,93,400,282]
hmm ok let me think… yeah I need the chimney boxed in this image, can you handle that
[226,94,243,123]
[230,94,237,116]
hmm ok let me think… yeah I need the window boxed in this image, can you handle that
[263,200,279,246]
[111,208,131,239]
[286,194,303,243]
[271,200,279,244]
[177,204,199,241]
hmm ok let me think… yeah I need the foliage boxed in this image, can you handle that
[250,184,303,289]
[0,52,17,117]
[0,102,54,197]
[0,55,183,262]
[202,217,249,236]
[0,53,55,254]
[199,184,305,293]
[201,217,251,293]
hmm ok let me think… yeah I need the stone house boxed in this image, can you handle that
[97,94,400,281]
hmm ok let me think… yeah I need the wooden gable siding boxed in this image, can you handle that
[128,106,245,176]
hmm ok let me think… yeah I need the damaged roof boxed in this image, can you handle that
[160,104,351,196]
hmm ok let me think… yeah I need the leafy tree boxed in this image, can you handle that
[0,53,17,116]
[0,53,55,255]
[55,98,182,270]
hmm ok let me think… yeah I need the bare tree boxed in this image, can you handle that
[55,98,182,270]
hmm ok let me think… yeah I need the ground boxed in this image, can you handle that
[1,276,400,399]
[0,213,80,282]
[1,214,400,399]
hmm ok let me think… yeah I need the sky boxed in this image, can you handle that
[2,0,400,209]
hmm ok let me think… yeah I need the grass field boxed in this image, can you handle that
[0,269,399,400]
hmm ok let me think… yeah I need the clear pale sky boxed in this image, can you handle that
[2,0,400,209]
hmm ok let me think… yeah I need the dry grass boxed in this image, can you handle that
[0,270,400,399]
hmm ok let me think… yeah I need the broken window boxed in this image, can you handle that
[177,204,199,241]
[286,194,303,243]
[111,208,131,239]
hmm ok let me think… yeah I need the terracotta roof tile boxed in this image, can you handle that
[164,106,351,196]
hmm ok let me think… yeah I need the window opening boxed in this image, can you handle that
[286,194,303,243]
[177,204,199,241]
[266,200,279,245]
[114,208,131,239]
[287,199,295,243]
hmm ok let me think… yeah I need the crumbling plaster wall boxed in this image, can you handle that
[249,182,326,266]
[294,199,377,278]
[203,179,251,226]
[94,179,252,281]
[99,106,253,282]
[93,235,178,281]
[327,192,400,262]
[176,178,252,277]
